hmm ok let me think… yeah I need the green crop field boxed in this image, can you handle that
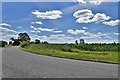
[21,42,119,63]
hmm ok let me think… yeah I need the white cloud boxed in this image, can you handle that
[83,32,110,39]
[52,30,63,33]
[68,29,85,35]
[103,20,120,26]
[50,34,66,37]
[31,21,42,25]
[30,34,76,43]
[83,27,88,29]
[32,10,62,19]
[92,13,110,22]
[73,9,94,20]
[0,27,17,40]
[114,33,120,36]
[0,23,11,27]
[0,27,16,34]
[67,28,110,39]
[31,26,53,32]
[30,26,62,33]
[74,0,103,5]
[73,9,110,23]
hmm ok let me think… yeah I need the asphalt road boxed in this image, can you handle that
[2,46,118,78]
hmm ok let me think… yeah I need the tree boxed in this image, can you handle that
[80,39,85,44]
[12,39,20,46]
[0,41,7,47]
[75,40,78,44]
[10,37,14,41]
[35,39,40,44]
[42,41,49,44]
[9,41,12,45]
[18,33,31,42]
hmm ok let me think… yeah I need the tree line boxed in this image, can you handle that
[0,33,49,47]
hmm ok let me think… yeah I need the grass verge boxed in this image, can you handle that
[21,44,119,64]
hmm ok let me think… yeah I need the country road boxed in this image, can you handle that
[2,46,118,78]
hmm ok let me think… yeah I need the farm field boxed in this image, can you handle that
[21,43,119,63]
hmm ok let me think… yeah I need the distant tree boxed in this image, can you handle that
[80,39,85,44]
[30,41,34,44]
[18,33,31,42]
[9,41,12,45]
[75,40,78,44]
[0,41,7,47]
[10,37,14,41]
[113,42,116,45]
[12,39,20,46]
[42,41,49,44]
[4,41,8,45]
[35,39,40,44]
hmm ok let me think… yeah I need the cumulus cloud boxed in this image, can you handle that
[68,29,85,35]
[103,20,120,26]
[32,10,62,19]
[30,26,53,33]
[0,27,16,34]
[83,32,110,39]
[30,26,62,33]
[73,9,110,23]
[31,34,76,43]
[92,13,110,22]
[31,21,42,25]
[0,23,11,27]
[0,27,17,40]
[74,0,103,5]
[67,28,110,39]
[73,9,94,19]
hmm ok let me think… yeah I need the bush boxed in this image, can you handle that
[21,41,30,48]
[0,41,7,47]
[9,41,12,45]
[35,39,40,44]
[12,39,20,46]
[61,48,73,52]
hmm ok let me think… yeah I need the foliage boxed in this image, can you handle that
[18,33,31,42]
[0,41,8,47]
[21,41,30,48]
[75,40,78,44]
[9,41,12,45]
[68,43,119,52]
[12,39,20,46]
[42,41,49,44]
[35,39,40,44]
[22,43,119,52]
[30,41,34,44]
[10,37,14,41]
[21,43,119,63]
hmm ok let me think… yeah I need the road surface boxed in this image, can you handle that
[2,46,118,78]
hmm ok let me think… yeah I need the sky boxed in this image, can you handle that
[0,0,120,43]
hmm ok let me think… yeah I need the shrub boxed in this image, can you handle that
[35,39,40,44]
[12,39,20,46]
[61,48,73,52]
[0,41,7,47]
[21,41,30,48]
[9,41,12,45]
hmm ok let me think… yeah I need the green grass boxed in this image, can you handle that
[21,44,119,63]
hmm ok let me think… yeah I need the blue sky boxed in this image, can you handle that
[1,1,120,43]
